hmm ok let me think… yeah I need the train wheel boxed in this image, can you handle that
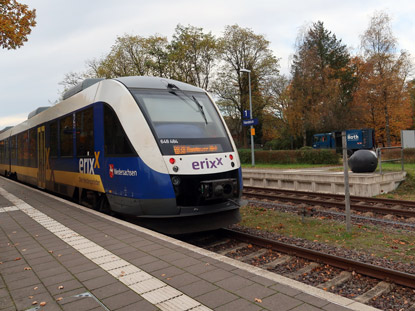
[99,195,113,215]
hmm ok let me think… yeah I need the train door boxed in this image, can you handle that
[37,126,46,188]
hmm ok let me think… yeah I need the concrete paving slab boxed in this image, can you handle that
[0,176,381,311]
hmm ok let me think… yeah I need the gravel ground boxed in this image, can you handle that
[229,224,415,275]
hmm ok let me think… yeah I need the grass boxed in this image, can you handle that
[239,162,415,263]
[239,205,415,264]
[375,163,415,200]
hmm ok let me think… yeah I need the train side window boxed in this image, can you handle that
[103,105,135,156]
[60,114,74,157]
[50,122,58,157]
[4,138,9,163]
[17,133,23,165]
[29,129,37,167]
[0,140,4,164]
[11,136,16,161]
[76,108,94,157]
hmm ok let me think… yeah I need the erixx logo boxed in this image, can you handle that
[192,158,223,170]
[79,151,100,174]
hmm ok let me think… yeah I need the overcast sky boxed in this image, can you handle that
[1,0,414,128]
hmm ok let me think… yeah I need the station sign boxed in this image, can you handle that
[242,118,258,126]
[243,110,250,119]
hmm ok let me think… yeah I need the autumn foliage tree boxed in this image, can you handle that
[0,0,36,49]
[213,24,280,147]
[356,11,413,146]
[287,21,358,146]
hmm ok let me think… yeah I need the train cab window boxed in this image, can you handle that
[103,105,135,156]
[76,108,94,157]
[49,122,58,157]
[60,114,74,157]
[29,129,37,167]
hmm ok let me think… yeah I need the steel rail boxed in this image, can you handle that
[243,186,415,208]
[221,228,415,289]
[243,187,415,218]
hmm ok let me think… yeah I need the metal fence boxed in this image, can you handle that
[376,146,404,174]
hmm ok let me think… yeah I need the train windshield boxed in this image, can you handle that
[131,89,233,155]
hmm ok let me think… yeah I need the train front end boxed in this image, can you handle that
[116,77,243,234]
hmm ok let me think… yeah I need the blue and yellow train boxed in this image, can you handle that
[0,77,243,233]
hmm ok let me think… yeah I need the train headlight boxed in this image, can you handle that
[171,176,181,186]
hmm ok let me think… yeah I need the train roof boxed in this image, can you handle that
[0,76,206,140]
[115,76,204,92]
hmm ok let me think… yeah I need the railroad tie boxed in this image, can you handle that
[239,249,269,262]
[261,254,292,269]
[286,262,320,279]
[206,239,230,248]
[317,271,352,290]
[218,243,248,255]
[354,281,394,304]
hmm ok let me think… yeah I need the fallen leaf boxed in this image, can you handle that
[58,286,64,289]
[24,267,32,270]
[254,298,262,303]
[32,301,38,305]
[39,302,46,306]
[56,297,63,301]
[14,257,22,261]
[33,287,38,290]
[48,250,53,254]
[29,296,34,299]
[161,274,166,277]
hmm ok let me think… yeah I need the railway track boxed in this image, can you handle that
[243,186,415,219]
[183,228,415,310]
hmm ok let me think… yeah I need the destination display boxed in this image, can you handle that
[173,144,222,155]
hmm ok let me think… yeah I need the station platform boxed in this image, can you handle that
[0,177,379,311]
[243,167,406,197]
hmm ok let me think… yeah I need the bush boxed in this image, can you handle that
[380,148,415,163]
[238,149,339,165]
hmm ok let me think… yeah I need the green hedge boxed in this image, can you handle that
[238,149,340,165]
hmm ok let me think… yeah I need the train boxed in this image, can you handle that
[312,128,375,156]
[0,76,243,234]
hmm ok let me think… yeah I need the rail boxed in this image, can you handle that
[376,146,404,174]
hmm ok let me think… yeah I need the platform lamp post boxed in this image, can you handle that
[240,68,255,167]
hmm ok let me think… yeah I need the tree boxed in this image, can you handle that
[213,24,280,147]
[0,0,36,49]
[358,11,413,146]
[288,21,357,146]
[92,34,170,78]
[168,25,220,90]
[408,80,415,130]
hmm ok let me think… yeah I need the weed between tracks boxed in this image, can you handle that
[237,205,415,264]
